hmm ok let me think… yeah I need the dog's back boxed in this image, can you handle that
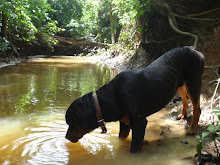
[142,46,204,91]
[116,46,205,117]
[145,46,204,75]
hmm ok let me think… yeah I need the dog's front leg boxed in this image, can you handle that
[130,117,147,153]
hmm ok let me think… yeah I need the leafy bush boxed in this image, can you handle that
[0,0,60,54]
[196,79,220,164]
[0,37,11,52]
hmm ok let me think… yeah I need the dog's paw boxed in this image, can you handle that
[186,127,197,136]
[176,114,187,120]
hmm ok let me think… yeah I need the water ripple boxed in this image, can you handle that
[9,119,69,165]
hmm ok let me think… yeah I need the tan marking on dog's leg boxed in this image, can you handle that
[177,83,188,120]
[187,98,201,135]
[119,115,131,139]
[186,87,201,135]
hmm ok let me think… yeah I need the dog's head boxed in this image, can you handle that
[65,93,98,143]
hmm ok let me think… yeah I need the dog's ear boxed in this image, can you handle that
[79,93,97,129]
[79,110,90,129]
[66,99,82,126]
[66,93,97,129]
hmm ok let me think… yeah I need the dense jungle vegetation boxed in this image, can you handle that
[1,0,220,59]
[0,0,151,56]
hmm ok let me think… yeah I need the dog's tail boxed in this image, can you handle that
[184,46,205,61]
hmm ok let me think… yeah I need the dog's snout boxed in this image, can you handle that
[65,132,71,140]
[65,132,79,143]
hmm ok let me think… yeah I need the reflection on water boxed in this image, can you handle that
[0,57,197,165]
[0,113,69,165]
[0,57,114,116]
[1,114,68,165]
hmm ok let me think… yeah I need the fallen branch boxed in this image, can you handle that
[54,36,108,48]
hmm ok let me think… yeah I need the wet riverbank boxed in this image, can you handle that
[0,55,50,69]
[0,57,22,68]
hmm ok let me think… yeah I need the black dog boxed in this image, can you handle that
[65,46,204,153]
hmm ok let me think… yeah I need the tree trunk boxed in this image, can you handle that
[1,13,7,38]
[109,0,116,44]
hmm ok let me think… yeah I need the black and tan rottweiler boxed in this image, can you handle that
[65,46,205,153]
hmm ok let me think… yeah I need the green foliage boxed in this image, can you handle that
[196,79,220,162]
[96,0,112,43]
[0,0,152,55]
[196,121,220,155]
[1,0,35,41]
[66,0,100,40]
[0,0,60,55]
[196,122,220,146]
[0,37,11,52]
[63,0,152,45]
[112,0,151,47]
[214,108,220,120]
[47,0,83,27]
[38,20,60,50]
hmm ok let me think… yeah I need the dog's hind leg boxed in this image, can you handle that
[186,89,201,135]
[119,121,130,139]
[184,49,204,135]
[185,78,202,135]
[177,83,188,120]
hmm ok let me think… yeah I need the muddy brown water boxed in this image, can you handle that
[0,57,197,165]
